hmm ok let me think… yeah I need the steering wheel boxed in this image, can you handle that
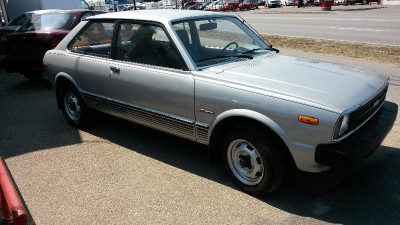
[221,42,239,56]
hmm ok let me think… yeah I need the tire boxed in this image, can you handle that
[60,84,92,128]
[222,125,285,195]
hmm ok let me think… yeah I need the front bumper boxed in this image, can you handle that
[315,101,398,168]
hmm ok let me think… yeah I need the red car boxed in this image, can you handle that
[0,9,104,79]
[239,0,259,10]
[223,0,241,10]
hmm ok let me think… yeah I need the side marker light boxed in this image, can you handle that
[298,115,319,125]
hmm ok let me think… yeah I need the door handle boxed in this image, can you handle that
[110,66,120,73]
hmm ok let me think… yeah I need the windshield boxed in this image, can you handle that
[7,13,33,26]
[172,17,271,68]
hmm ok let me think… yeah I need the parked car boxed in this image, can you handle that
[205,1,224,10]
[313,0,322,5]
[6,0,92,22]
[283,0,295,5]
[258,0,266,5]
[197,2,212,10]
[266,0,282,7]
[183,1,198,9]
[0,9,104,79]
[223,0,241,10]
[43,10,398,195]
[239,0,259,10]
[0,11,34,40]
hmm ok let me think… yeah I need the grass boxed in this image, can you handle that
[262,34,400,65]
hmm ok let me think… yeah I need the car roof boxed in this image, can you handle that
[88,9,235,23]
[28,9,100,15]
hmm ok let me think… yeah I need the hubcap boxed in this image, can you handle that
[227,139,264,185]
[64,92,81,122]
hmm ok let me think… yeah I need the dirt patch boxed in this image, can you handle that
[262,34,400,65]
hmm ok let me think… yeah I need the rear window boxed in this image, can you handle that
[19,13,74,32]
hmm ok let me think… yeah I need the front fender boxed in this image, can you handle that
[209,109,293,147]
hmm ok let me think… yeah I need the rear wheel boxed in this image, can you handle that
[222,125,285,195]
[60,84,92,127]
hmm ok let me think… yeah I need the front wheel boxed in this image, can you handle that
[222,125,285,195]
[60,84,92,127]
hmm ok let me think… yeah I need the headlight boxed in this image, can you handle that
[333,114,351,140]
[333,105,359,141]
[338,114,350,136]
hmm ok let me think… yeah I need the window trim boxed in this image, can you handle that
[112,19,189,71]
[67,19,189,71]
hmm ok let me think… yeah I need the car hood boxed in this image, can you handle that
[203,53,388,113]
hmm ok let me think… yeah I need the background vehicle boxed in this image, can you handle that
[284,0,295,5]
[223,0,241,10]
[183,1,197,9]
[266,0,282,7]
[5,0,91,21]
[312,0,322,6]
[239,0,259,10]
[258,0,267,5]
[0,11,34,40]
[197,2,212,10]
[205,1,224,10]
[1,9,104,79]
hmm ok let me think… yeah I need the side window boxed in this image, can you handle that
[69,21,114,58]
[115,22,186,70]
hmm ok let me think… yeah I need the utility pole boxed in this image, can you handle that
[0,0,8,26]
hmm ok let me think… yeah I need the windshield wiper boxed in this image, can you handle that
[242,47,279,55]
[270,47,279,53]
[241,47,267,55]
[196,55,253,63]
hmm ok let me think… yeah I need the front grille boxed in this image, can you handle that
[349,86,388,131]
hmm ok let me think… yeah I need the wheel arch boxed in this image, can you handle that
[208,109,296,169]
[55,73,80,109]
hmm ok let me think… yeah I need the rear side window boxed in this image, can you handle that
[19,13,74,32]
[69,21,115,58]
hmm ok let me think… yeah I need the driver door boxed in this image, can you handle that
[105,22,196,140]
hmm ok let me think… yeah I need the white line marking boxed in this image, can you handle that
[329,26,387,32]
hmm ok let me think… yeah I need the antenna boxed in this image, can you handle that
[235,13,275,49]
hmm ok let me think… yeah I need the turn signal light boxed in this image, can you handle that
[298,115,319,125]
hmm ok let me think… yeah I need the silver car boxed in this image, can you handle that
[43,10,398,195]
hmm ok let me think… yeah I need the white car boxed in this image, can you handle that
[43,10,397,195]
[284,0,295,5]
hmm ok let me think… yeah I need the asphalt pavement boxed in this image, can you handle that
[233,4,400,46]
[0,48,399,224]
